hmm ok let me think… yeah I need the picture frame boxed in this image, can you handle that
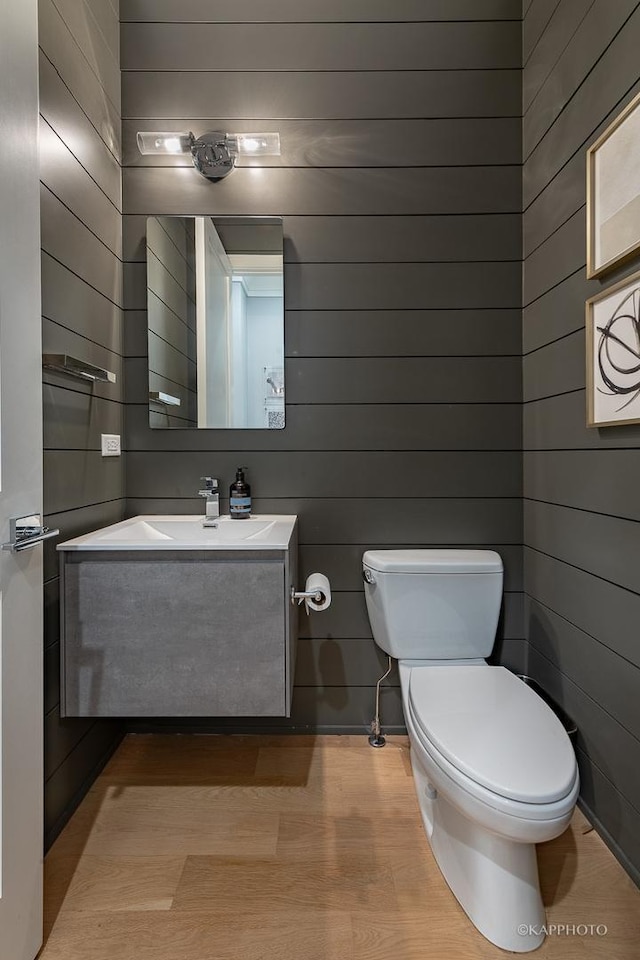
[587,91,640,279]
[586,268,640,427]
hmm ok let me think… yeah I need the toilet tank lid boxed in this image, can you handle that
[363,549,503,574]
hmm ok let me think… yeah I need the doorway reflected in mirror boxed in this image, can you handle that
[146,215,284,429]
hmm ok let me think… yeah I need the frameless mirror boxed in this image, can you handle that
[146,215,284,429]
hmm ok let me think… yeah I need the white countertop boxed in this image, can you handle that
[57,515,297,551]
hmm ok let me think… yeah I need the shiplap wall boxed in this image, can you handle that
[39,0,125,846]
[146,216,198,426]
[120,0,523,732]
[523,0,640,882]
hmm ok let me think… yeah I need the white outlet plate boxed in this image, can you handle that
[101,433,121,457]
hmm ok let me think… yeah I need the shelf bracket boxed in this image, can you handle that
[43,354,116,384]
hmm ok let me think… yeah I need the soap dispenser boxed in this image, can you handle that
[229,467,251,519]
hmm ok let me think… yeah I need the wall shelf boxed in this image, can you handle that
[149,391,181,406]
[42,354,116,384]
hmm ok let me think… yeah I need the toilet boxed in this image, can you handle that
[362,549,579,953]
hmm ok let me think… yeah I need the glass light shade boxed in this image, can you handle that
[136,131,192,155]
[233,132,281,156]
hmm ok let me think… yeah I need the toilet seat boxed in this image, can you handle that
[407,664,578,813]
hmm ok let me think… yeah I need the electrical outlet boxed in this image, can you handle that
[101,433,121,457]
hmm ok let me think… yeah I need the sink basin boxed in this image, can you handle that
[94,517,276,543]
[57,515,297,551]
[139,518,276,541]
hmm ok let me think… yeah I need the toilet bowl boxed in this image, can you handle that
[362,549,579,953]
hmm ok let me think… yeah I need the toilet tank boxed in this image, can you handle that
[362,550,503,660]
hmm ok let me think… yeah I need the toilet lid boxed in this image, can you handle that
[409,666,576,804]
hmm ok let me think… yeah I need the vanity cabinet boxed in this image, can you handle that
[59,535,298,718]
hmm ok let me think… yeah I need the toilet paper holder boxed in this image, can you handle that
[290,585,325,606]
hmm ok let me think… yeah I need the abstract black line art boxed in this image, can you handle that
[596,285,640,413]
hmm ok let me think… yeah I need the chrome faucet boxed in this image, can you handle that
[198,477,219,526]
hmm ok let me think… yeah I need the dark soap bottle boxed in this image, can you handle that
[229,466,251,519]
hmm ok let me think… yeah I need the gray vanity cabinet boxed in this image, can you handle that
[59,544,298,718]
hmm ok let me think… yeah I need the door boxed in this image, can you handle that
[0,1,44,959]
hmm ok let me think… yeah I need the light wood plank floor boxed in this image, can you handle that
[40,734,640,959]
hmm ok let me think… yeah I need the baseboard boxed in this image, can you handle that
[125,720,408,736]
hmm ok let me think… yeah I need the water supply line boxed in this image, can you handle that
[369,655,393,748]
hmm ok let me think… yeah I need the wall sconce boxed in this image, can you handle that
[136,130,281,180]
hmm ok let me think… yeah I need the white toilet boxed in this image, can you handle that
[362,549,579,953]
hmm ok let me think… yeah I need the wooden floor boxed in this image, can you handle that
[40,735,640,959]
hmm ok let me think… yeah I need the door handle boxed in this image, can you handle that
[2,514,60,552]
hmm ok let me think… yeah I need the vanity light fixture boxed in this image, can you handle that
[136,130,281,180]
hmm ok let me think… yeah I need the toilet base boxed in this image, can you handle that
[411,748,546,953]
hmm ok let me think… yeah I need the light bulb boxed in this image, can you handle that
[234,133,281,157]
[239,138,263,153]
[136,131,192,155]
[160,136,182,153]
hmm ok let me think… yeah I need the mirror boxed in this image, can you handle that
[146,215,284,429]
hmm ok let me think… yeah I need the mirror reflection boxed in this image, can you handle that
[147,215,284,429]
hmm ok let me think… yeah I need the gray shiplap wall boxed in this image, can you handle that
[523,0,640,883]
[146,216,197,426]
[39,0,125,847]
[120,0,524,732]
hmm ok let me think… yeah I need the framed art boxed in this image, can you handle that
[586,268,640,427]
[587,91,640,278]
